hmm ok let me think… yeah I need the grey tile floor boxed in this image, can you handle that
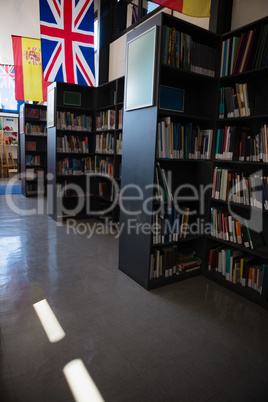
[1,193,268,401]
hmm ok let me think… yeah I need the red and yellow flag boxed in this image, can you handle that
[12,36,50,102]
[152,0,210,18]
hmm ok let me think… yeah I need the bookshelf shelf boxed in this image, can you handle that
[203,269,266,304]
[149,267,201,290]
[207,235,268,259]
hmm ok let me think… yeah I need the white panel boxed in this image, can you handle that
[109,34,127,82]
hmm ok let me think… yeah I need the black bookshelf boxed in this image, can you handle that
[118,12,268,308]
[20,103,47,197]
[118,13,219,290]
[46,78,124,222]
[47,81,96,220]
[94,77,124,226]
[204,16,268,308]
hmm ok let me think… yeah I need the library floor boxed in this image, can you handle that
[1,194,268,402]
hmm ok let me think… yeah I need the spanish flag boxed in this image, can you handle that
[12,36,50,102]
[152,0,210,18]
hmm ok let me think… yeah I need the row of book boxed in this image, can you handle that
[162,26,216,77]
[24,123,47,135]
[211,207,264,250]
[95,157,114,177]
[56,135,90,154]
[215,125,268,162]
[25,108,47,121]
[26,182,45,196]
[150,246,201,280]
[57,112,93,131]
[116,133,122,155]
[150,245,177,279]
[152,205,190,245]
[220,22,268,77]
[212,167,267,209]
[96,133,115,154]
[157,118,213,160]
[118,109,123,130]
[96,110,116,131]
[98,181,117,202]
[208,244,266,294]
[56,180,87,197]
[155,163,173,203]
[98,182,110,198]
[25,168,44,180]
[57,157,94,175]
[219,83,250,119]
[26,155,41,166]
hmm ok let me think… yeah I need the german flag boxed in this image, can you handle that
[152,0,210,18]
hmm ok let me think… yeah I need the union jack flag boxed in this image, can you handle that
[0,64,22,112]
[0,65,15,89]
[39,0,95,86]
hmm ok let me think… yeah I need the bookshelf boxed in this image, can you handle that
[20,104,47,197]
[46,78,124,222]
[118,13,219,290]
[203,16,268,308]
[47,81,96,221]
[94,78,124,226]
[118,12,268,308]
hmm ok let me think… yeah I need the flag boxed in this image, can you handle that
[39,0,95,86]
[132,5,138,24]
[12,36,50,102]
[0,64,23,112]
[152,0,210,18]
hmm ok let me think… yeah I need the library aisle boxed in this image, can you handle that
[1,195,268,401]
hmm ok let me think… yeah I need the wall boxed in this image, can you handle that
[0,0,40,64]
[231,0,268,30]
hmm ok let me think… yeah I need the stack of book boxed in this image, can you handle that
[219,83,250,119]
[176,248,202,274]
